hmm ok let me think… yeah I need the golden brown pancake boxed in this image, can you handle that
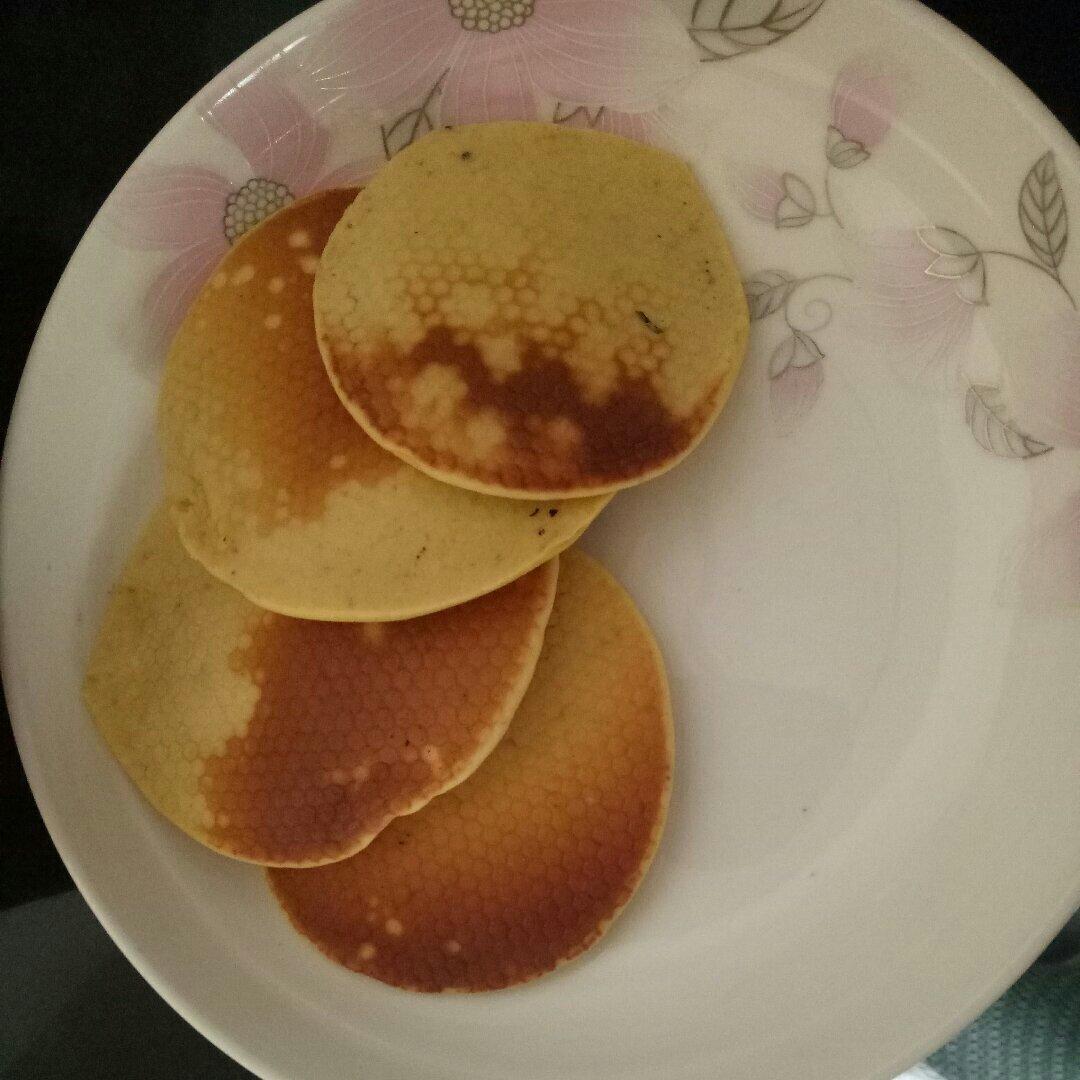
[269,549,673,990]
[315,122,748,499]
[82,509,558,867]
[159,188,608,621]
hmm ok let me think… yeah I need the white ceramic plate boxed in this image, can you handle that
[4,1,1079,1078]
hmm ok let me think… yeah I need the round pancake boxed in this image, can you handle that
[159,188,608,621]
[82,509,558,867]
[315,122,748,499]
[269,549,673,991]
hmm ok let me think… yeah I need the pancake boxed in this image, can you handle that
[269,549,673,991]
[315,122,748,499]
[82,509,558,867]
[159,188,608,621]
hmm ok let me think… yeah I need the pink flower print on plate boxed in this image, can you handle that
[106,70,374,351]
[105,166,236,348]
[850,228,984,375]
[1006,309,1080,450]
[732,165,786,223]
[731,166,820,228]
[305,0,699,131]
[828,58,897,169]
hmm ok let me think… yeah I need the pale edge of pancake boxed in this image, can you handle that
[167,474,608,623]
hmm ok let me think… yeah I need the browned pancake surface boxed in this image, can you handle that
[83,510,558,866]
[160,189,607,620]
[269,548,673,989]
[316,122,748,499]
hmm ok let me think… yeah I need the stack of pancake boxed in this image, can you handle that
[84,123,748,992]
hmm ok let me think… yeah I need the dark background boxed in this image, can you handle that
[0,2,1076,1077]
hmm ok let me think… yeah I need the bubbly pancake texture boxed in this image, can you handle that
[316,122,749,499]
[269,549,673,990]
[82,510,558,867]
[159,188,607,621]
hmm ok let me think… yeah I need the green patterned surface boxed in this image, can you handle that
[925,965,1080,1080]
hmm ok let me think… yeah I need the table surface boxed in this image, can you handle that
[0,2,1077,1078]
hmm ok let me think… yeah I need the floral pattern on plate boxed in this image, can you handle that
[105,65,375,347]
[737,54,1077,607]
[103,0,1077,607]
[105,0,731,346]
[739,59,1076,441]
[689,0,828,60]
[302,0,700,152]
[106,0,834,346]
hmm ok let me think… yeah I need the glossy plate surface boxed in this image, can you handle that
[3,1,1079,1078]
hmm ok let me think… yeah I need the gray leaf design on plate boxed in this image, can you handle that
[917,226,987,304]
[553,102,604,127]
[768,329,825,433]
[776,173,817,228]
[964,384,1052,459]
[826,125,870,169]
[768,328,824,377]
[1019,151,1068,271]
[379,78,444,159]
[690,0,827,61]
[745,270,796,320]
